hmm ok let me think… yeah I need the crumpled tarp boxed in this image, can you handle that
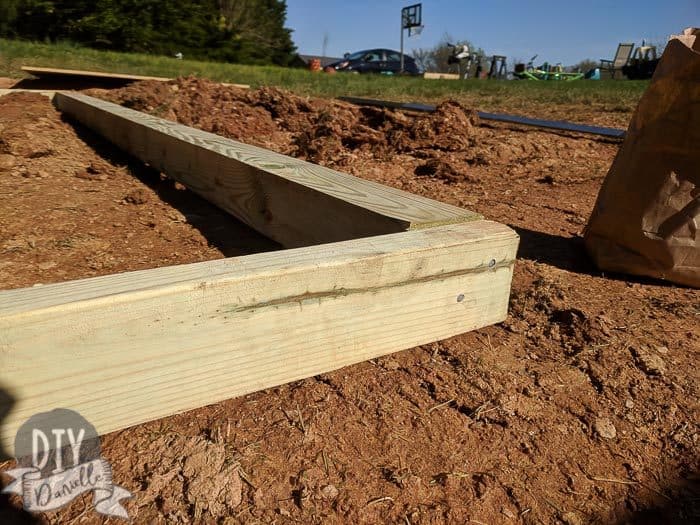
[584,28,700,287]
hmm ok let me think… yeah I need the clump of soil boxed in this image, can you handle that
[397,100,479,151]
[122,433,242,521]
[295,100,480,157]
[414,158,476,183]
[94,77,480,165]
[248,85,318,127]
[506,275,615,358]
[99,79,281,149]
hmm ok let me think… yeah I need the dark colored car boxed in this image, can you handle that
[327,49,421,75]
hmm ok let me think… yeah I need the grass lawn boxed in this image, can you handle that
[0,38,649,116]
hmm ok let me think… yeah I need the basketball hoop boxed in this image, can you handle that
[408,25,424,37]
[400,3,423,72]
[401,4,422,31]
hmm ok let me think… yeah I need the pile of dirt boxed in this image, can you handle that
[398,100,480,151]
[292,100,480,159]
[96,78,614,190]
[99,79,282,149]
[95,77,481,179]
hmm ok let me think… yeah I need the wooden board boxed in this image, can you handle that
[0,221,518,454]
[21,66,250,89]
[0,89,55,99]
[22,66,173,82]
[54,92,481,247]
[423,72,460,80]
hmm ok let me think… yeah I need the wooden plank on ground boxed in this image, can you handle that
[21,66,250,89]
[0,89,56,100]
[0,221,518,455]
[54,92,481,247]
[423,72,460,80]
[22,65,173,82]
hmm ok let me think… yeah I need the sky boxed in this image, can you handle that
[286,0,699,66]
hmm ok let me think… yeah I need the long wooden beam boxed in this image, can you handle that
[21,65,250,89]
[53,92,480,248]
[22,65,173,82]
[0,222,517,454]
[0,88,56,99]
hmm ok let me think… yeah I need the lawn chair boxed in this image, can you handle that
[600,43,635,79]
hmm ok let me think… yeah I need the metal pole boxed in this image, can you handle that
[400,11,404,74]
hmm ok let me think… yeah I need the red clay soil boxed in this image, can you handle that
[0,80,698,525]
[0,91,278,289]
[0,78,17,89]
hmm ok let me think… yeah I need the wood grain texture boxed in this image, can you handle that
[0,221,518,454]
[53,92,480,247]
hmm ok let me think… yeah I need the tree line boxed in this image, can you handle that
[0,0,298,66]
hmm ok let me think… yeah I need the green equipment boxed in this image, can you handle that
[514,55,584,81]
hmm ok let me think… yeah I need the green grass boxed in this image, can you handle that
[0,38,648,112]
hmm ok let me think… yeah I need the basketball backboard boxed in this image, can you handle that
[402,4,422,30]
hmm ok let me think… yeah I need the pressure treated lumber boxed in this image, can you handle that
[22,66,171,82]
[21,66,250,89]
[0,89,55,99]
[53,92,480,247]
[423,72,460,80]
[0,221,518,455]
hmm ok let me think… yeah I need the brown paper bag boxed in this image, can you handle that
[584,28,700,287]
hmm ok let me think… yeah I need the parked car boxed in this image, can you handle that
[326,49,421,75]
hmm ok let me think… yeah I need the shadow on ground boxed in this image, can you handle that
[64,118,282,258]
[512,226,681,288]
[12,77,138,91]
[0,389,44,524]
[513,226,595,274]
[617,475,700,524]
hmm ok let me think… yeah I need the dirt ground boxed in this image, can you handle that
[0,79,698,525]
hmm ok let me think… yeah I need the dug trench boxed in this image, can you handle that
[0,80,697,524]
